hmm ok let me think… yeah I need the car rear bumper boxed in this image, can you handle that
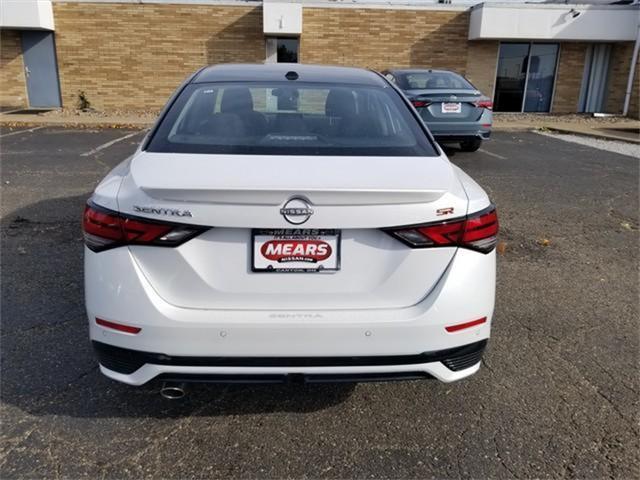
[424,109,492,141]
[430,125,492,141]
[86,247,495,385]
[434,132,491,142]
[93,339,487,384]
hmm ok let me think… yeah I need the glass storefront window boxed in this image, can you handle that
[524,44,559,112]
[494,43,530,112]
[494,42,559,113]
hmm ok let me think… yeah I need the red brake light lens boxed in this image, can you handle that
[461,207,499,252]
[411,100,430,108]
[385,205,498,253]
[474,100,493,110]
[83,202,208,252]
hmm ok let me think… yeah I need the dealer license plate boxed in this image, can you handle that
[441,102,462,113]
[252,229,341,273]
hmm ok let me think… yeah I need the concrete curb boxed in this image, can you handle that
[492,124,534,132]
[541,126,640,145]
[0,116,152,129]
[2,115,639,144]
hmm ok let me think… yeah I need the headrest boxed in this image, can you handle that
[426,78,441,89]
[221,87,254,113]
[325,89,357,118]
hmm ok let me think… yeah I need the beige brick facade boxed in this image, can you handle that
[606,43,639,117]
[551,42,589,114]
[301,8,470,73]
[2,3,638,116]
[52,2,264,110]
[0,30,28,108]
[465,41,499,98]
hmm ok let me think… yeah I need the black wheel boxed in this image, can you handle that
[460,138,482,152]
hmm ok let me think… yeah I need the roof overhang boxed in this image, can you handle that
[469,3,639,42]
[263,0,302,36]
[0,0,54,30]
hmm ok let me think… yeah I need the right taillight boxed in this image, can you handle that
[385,205,498,253]
[474,100,493,110]
[83,202,208,252]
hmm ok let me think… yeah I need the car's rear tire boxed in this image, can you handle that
[460,138,482,152]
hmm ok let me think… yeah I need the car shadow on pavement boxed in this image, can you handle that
[438,144,459,157]
[1,194,356,418]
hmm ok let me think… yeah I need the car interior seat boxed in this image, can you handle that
[325,89,380,139]
[220,87,268,136]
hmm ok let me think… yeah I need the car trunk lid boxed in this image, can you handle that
[407,89,484,122]
[116,151,468,310]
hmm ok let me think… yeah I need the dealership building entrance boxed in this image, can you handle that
[1,0,638,117]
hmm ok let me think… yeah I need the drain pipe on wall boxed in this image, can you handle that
[622,23,640,117]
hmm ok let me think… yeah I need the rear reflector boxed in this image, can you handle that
[83,201,208,252]
[96,318,141,334]
[445,317,487,333]
[385,205,499,253]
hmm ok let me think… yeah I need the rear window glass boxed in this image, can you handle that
[146,82,437,156]
[398,72,474,90]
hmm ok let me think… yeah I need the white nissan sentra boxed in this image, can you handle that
[83,64,498,391]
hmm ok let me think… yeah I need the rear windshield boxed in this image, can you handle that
[146,82,437,156]
[396,72,474,91]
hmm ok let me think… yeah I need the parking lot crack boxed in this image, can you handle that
[0,425,37,470]
[1,315,79,338]
[455,428,469,479]
[493,435,519,479]
[29,365,100,415]
[590,356,639,397]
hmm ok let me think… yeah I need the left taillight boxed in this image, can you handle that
[83,202,208,252]
[411,100,431,108]
[385,205,499,254]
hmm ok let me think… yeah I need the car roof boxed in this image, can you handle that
[386,69,462,76]
[192,63,388,87]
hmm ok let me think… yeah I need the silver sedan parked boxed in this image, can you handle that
[382,69,492,152]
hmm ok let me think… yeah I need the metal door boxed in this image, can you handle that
[21,31,62,108]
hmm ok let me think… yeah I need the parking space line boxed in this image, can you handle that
[0,125,46,138]
[80,130,146,157]
[478,148,507,160]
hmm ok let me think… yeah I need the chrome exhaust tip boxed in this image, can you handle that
[160,382,187,400]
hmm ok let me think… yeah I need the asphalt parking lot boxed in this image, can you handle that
[1,126,638,479]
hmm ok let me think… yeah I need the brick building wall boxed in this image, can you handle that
[3,2,637,115]
[465,41,498,98]
[52,2,264,110]
[301,8,470,73]
[606,42,639,117]
[551,41,638,116]
[0,30,28,108]
[551,42,589,114]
